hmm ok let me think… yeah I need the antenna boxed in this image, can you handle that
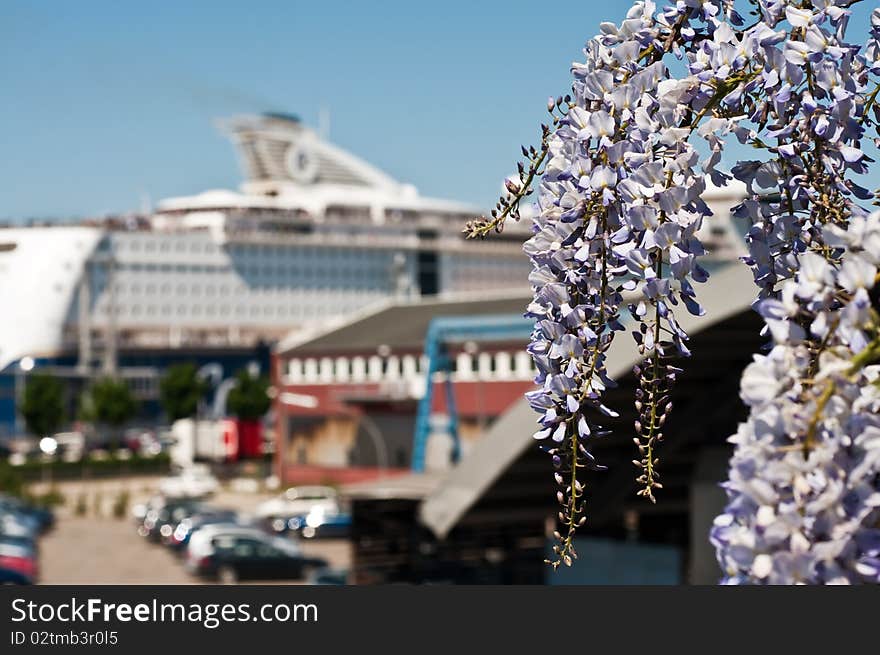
[318,107,330,140]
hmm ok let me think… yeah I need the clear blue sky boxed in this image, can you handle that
[1,1,876,220]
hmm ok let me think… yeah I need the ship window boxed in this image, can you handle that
[0,242,16,252]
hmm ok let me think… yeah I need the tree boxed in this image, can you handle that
[226,368,271,421]
[79,378,138,446]
[20,373,66,437]
[159,363,209,422]
[474,0,880,583]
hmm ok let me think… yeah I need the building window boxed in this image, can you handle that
[319,358,333,382]
[368,356,382,381]
[287,359,303,383]
[495,352,513,379]
[351,357,367,382]
[514,352,532,379]
[303,359,319,383]
[334,357,350,382]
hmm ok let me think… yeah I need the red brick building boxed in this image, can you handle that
[271,292,534,485]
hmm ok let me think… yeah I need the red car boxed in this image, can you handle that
[0,550,37,582]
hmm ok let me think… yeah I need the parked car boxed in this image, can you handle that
[0,495,53,533]
[0,510,39,539]
[190,533,326,584]
[0,535,37,554]
[159,464,220,499]
[139,499,206,542]
[185,524,269,567]
[271,510,351,540]
[124,428,163,456]
[0,542,38,582]
[131,495,163,526]
[0,565,31,585]
[168,509,239,551]
[307,567,348,585]
[255,486,338,521]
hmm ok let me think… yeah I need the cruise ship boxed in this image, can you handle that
[0,113,536,435]
[0,112,746,437]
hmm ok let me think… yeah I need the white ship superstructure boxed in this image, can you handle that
[0,112,747,374]
[0,113,535,371]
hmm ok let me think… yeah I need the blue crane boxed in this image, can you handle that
[411,314,534,472]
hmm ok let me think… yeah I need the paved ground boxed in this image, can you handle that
[40,516,195,584]
[34,476,351,585]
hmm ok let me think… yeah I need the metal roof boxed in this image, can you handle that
[418,263,758,538]
[342,471,445,500]
[276,291,533,356]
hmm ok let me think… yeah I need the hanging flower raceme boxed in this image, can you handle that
[708,0,880,585]
[468,0,752,567]
[727,1,878,299]
[712,211,880,584]
[465,0,880,581]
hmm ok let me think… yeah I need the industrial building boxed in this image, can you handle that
[271,291,535,484]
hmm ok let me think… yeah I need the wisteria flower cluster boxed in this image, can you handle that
[466,0,880,581]
[711,211,880,584]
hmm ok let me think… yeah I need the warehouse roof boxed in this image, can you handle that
[276,290,532,356]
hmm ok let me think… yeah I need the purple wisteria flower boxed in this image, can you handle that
[467,0,880,581]
[712,212,880,585]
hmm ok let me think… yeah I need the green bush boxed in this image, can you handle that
[160,363,209,422]
[112,490,129,519]
[25,487,66,508]
[20,373,66,437]
[6,452,171,482]
[0,464,24,497]
[226,368,271,421]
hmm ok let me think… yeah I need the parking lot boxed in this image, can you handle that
[32,477,351,585]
